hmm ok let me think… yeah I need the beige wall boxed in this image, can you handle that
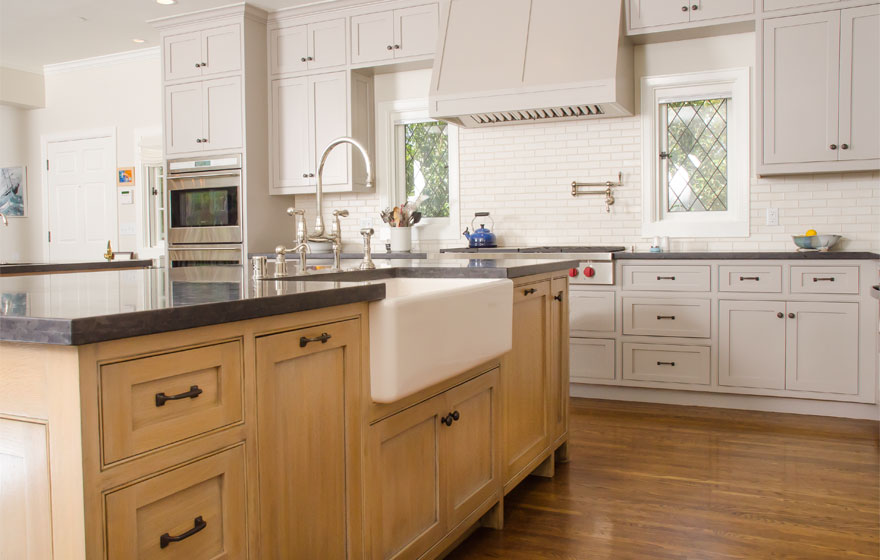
[0,67,45,109]
[0,105,31,262]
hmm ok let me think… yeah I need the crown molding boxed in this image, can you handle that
[43,47,160,75]
[149,2,268,30]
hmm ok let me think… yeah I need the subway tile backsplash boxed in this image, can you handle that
[296,117,880,253]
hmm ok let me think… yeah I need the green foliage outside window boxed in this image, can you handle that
[404,121,450,218]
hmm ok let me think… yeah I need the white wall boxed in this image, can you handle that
[0,105,31,262]
[0,67,45,109]
[298,32,880,253]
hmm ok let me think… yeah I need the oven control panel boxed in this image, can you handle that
[568,261,614,285]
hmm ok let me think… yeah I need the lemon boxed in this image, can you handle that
[805,229,818,236]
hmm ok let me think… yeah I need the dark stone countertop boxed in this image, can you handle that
[614,251,879,260]
[249,251,428,260]
[0,258,577,345]
[0,259,155,275]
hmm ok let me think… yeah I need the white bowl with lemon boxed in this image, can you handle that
[792,229,842,251]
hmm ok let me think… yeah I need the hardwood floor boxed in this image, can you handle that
[447,398,880,560]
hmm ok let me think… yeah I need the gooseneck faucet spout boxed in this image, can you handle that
[313,137,373,239]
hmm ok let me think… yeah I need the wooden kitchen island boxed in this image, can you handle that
[0,260,573,560]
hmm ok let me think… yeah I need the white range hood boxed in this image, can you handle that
[429,0,633,128]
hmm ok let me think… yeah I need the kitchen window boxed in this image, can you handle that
[641,68,750,238]
[377,99,460,240]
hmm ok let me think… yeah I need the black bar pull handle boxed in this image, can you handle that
[300,332,332,347]
[812,277,835,282]
[523,288,537,295]
[656,315,676,320]
[657,276,676,281]
[740,276,760,281]
[657,361,676,367]
[160,516,207,548]
[155,385,203,407]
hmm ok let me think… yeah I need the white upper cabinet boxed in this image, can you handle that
[350,3,438,65]
[690,0,754,22]
[629,0,690,28]
[163,24,241,82]
[763,0,839,12]
[164,82,204,154]
[760,4,879,173]
[269,19,346,75]
[628,0,754,31]
[165,77,242,155]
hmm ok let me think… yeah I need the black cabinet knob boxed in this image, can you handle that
[682,5,689,11]
[841,143,849,150]
[830,144,838,150]
[788,313,796,319]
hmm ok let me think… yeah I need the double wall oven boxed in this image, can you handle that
[167,154,244,267]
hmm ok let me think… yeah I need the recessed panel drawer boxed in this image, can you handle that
[623,298,711,338]
[622,343,710,385]
[790,266,859,294]
[105,445,247,560]
[570,339,615,381]
[719,266,782,293]
[569,290,615,333]
[621,265,711,292]
[100,340,244,465]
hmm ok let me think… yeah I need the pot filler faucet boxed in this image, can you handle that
[275,137,374,275]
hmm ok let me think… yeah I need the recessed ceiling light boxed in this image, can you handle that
[156,0,177,5]
[133,38,146,43]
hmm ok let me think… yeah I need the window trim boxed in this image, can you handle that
[640,68,750,238]
[376,98,460,241]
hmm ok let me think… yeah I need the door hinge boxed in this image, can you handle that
[659,152,670,159]
[46,160,49,170]
[48,231,51,242]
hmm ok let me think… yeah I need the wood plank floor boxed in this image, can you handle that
[447,398,880,560]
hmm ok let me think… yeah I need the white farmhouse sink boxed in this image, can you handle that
[369,277,513,403]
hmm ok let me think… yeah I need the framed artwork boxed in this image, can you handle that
[117,167,135,186]
[0,166,26,217]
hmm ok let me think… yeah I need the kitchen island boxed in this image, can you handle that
[0,258,575,560]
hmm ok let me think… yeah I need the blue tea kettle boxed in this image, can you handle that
[462,212,497,248]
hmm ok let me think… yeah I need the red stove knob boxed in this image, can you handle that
[568,268,579,277]
[583,266,596,278]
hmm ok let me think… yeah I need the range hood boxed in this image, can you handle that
[429,0,633,128]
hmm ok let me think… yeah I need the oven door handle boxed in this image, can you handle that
[167,171,241,182]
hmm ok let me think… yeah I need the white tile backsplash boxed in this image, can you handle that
[295,116,880,253]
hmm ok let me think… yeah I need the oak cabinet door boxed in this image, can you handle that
[763,12,840,165]
[271,77,313,190]
[351,11,395,64]
[838,5,880,162]
[255,319,363,560]
[201,24,241,76]
[785,302,859,394]
[367,397,445,560]
[270,25,310,75]
[310,72,349,187]
[164,31,203,82]
[549,277,569,444]
[309,18,347,69]
[394,4,439,59]
[202,77,242,151]
[443,370,500,529]
[719,300,786,390]
[0,419,52,560]
[165,82,204,155]
[502,280,551,485]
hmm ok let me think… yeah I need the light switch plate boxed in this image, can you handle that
[766,207,779,226]
[119,223,136,236]
[360,217,373,229]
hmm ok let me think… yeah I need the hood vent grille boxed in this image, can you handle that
[464,105,606,127]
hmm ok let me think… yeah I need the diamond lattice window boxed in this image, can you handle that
[663,98,728,213]
[404,121,449,218]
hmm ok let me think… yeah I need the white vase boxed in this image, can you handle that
[389,227,412,252]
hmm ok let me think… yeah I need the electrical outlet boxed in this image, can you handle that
[359,217,373,229]
[766,207,779,226]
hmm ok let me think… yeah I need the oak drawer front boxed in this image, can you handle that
[790,266,859,294]
[105,445,247,560]
[622,343,710,385]
[100,340,244,465]
[570,339,615,381]
[718,266,782,293]
[621,265,711,292]
[623,298,711,338]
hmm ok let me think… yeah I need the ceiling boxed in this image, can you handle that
[0,0,318,72]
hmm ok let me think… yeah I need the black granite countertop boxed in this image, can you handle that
[0,258,577,345]
[614,251,879,260]
[249,251,429,260]
[0,259,155,276]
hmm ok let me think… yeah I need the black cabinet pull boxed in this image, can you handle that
[657,361,676,367]
[451,410,460,421]
[656,315,676,320]
[657,276,676,281]
[441,411,461,426]
[554,291,563,302]
[300,332,331,347]
[777,312,784,318]
[740,276,760,281]
[155,385,203,407]
[523,288,537,295]
[160,516,207,549]
[812,277,835,282]
[788,313,796,319]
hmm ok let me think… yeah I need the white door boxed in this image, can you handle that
[689,0,754,22]
[719,300,786,390]
[308,19,347,70]
[272,77,313,190]
[838,4,880,162]
[310,72,349,187]
[163,31,202,82]
[763,12,840,164]
[629,0,690,29]
[201,24,241,76]
[270,25,310,75]
[202,76,242,151]
[47,136,117,261]
[785,302,859,394]
[351,11,394,64]
[394,5,439,59]
[164,82,203,154]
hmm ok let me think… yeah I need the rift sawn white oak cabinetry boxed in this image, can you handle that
[759,2,880,174]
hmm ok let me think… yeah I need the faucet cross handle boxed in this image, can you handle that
[331,209,349,236]
[287,207,307,243]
